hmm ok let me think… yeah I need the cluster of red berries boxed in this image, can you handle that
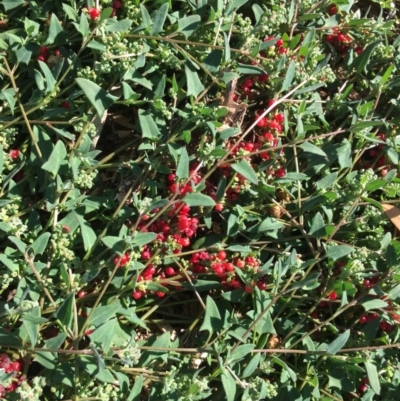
[260,36,287,58]
[0,353,24,397]
[325,27,363,55]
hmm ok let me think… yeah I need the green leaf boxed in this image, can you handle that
[76,12,90,38]
[242,353,261,378]
[88,301,121,328]
[101,236,126,255]
[9,236,26,253]
[138,108,162,139]
[35,333,67,369]
[309,212,325,238]
[183,193,216,207]
[185,62,205,97]
[62,3,78,20]
[299,141,328,158]
[132,232,157,247]
[22,308,45,347]
[150,2,169,35]
[127,375,144,401]
[140,332,171,367]
[365,179,387,192]
[30,232,51,255]
[232,159,258,185]
[0,328,22,346]
[89,318,118,353]
[326,329,350,355]
[0,0,24,11]
[281,60,296,92]
[104,18,132,33]
[316,172,338,190]
[223,32,230,62]
[326,245,354,261]
[352,41,381,73]
[140,5,151,28]
[72,212,97,252]
[364,361,380,394]
[258,217,285,231]
[76,78,118,117]
[237,63,266,75]
[41,140,67,177]
[46,13,65,44]
[176,147,189,179]
[361,298,388,311]
[229,344,255,365]
[221,368,236,401]
[273,357,297,382]
[177,15,201,38]
[55,292,74,330]
[199,296,222,333]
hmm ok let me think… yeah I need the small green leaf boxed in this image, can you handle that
[183,193,216,207]
[72,212,97,252]
[299,141,328,158]
[76,12,90,38]
[55,292,74,330]
[281,60,296,92]
[88,301,121,328]
[352,41,381,73]
[221,368,236,401]
[326,245,354,261]
[30,232,51,255]
[62,3,78,20]
[177,15,201,38]
[133,232,157,247]
[0,328,22,346]
[185,62,205,97]
[150,3,169,35]
[361,299,388,311]
[46,13,65,44]
[176,147,189,179]
[309,212,325,238]
[138,109,162,139]
[41,141,67,177]
[232,159,258,185]
[76,78,118,117]
[326,329,350,355]
[127,375,144,401]
[102,236,126,255]
[258,217,285,231]
[0,0,24,11]
[9,236,26,253]
[199,296,222,333]
[229,344,255,364]
[364,361,380,394]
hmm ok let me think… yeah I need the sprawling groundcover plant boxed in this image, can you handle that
[1,0,400,399]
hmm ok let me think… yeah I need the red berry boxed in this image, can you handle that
[54,49,61,56]
[217,250,227,260]
[9,149,20,159]
[77,290,86,298]
[89,7,101,19]
[257,282,267,290]
[328,291,338,300]
[328,5,338,15]
[113,0,123,9]
[381,169,388,177]
[215,203,224,212]
[276,38,284,47]
[274,113,284,123]
[359,384,368,393]
[39,45,49,55]
[38,54,47,62]
[61,101,70,109]
[132,290,143,300]
[256,117,267,127]
[62,225,70,233]
[165,267,175,276]
[156,291,166,298]
[337,33,345,42]
[244,284,252,293]
[275,167,286,178]
[224,263,235,272]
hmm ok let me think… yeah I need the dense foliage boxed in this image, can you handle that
[1,0,400,400]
